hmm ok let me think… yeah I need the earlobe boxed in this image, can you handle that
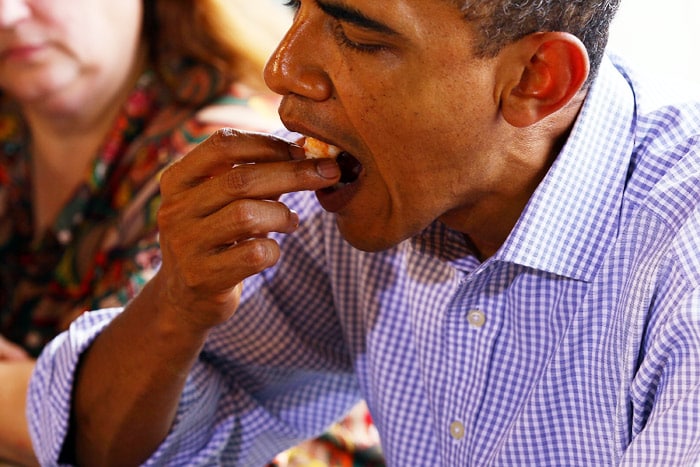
[502,32,590,127]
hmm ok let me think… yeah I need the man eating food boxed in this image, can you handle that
[27,0,700,465]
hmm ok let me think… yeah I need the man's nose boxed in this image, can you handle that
[264,13,333,102]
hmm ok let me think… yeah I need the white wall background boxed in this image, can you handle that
[608,0,700,85]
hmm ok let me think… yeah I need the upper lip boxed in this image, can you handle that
[278,99,342,143]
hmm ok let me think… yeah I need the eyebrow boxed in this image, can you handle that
[314,0,400,36]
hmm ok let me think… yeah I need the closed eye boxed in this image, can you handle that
[333,23,389,54]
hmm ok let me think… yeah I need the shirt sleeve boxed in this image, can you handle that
[27,308,122,466]
[620,286,700,464]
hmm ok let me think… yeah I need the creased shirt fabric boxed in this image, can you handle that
[28,54,700,466]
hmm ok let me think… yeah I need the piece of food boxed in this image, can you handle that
[303,137,342,159]
[303,136,363,185]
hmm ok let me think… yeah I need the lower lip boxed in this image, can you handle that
[315,177,362,213]
[2,45,43,62]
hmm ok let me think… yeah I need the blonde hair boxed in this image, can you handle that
[145,0,291,100]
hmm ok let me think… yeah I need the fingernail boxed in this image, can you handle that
[316,158,340,179]
[289,210,299,229]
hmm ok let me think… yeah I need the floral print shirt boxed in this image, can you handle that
[0,70,280,357]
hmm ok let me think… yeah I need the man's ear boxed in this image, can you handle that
[501,32,589,127]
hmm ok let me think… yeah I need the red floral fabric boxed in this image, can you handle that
[0,69,280,356]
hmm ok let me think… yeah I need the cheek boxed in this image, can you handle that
[337,63,493,186]
[346,83,422,151]
[354,70,481,147]
[356,95,464,173]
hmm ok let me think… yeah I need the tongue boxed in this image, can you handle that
[336,152,362,183]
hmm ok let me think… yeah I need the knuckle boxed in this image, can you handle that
[243,239,278,269]
[209,127,243,146]
[224,166,254,194]
[207,127,259,152]
[180,268,203,290]
[179,255,211,290]
[229,201,258,231]
[156,201,179,230]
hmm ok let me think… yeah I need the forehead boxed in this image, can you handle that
[316,0,469,35]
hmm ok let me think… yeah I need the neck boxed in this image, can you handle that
[442,96,584,260]
[22,53,147,236]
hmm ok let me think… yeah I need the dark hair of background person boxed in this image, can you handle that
[143,0,288,104]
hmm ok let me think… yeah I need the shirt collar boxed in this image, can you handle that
[496,56,636,281]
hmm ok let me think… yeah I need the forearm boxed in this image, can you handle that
[0,361,39,467]
[72,277,209,466]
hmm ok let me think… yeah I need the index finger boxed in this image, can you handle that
[163,129,305,195]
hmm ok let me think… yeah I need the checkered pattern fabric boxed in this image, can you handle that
[29,55,700,466]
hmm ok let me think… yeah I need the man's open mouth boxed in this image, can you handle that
[335,151,362,185]
[303,137,362,190]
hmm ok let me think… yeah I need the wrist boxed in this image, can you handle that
[128,276,211,359]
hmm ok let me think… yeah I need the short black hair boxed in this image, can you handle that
[451,0,622,84]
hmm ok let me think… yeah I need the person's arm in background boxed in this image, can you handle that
[0,337,38,467]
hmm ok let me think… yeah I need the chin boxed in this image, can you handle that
[337,219,402,253]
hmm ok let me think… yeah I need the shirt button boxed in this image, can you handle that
[450,421,465,440]
[467,309,486,328]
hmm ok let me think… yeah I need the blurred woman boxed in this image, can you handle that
[0,0,288,464]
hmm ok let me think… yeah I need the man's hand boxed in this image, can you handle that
[72,129,340,466]
[152,128,340,332]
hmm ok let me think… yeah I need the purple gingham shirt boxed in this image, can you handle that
[28,54,700,466]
